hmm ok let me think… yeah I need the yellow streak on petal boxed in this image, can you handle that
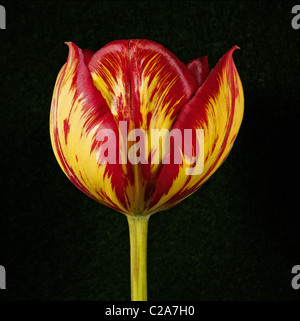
[91,58,127,118]
[139,56,185,175]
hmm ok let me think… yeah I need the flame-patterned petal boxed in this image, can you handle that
[50,42,131,213]
[148,46,244,215]
[87,39,199,214]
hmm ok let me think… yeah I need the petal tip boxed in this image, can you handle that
[64,41,75,48]
[64,41,77,57]
[63,41,83,65]
[228,45,240,56]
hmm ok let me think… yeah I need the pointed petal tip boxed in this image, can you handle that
[64,42,89,68]
[64,41,82,54]
[64,41,78,60]
[229,45,240,56]
[220,45,240,66]
[64,41,76,48]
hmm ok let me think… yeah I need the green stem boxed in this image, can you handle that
[127,215,149,301]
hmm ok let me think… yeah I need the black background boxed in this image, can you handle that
[0,0,299,301]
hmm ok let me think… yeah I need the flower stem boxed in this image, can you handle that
[127,215,149,301]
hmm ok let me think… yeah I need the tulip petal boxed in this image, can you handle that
[88,39,199,214]
[148,46,244,215]
[82,49,95,65]
[88,39,198,130]
[50,42,132,214]
[187,56,209,87]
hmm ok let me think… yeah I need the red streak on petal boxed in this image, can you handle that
[63,118,70,145]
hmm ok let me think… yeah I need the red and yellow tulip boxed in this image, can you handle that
[50,39,244,300]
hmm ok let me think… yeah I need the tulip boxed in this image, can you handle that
[50,39,244,300]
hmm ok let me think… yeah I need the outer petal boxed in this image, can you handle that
[148,46,244,215]
[50,42,130,214]
[88,39,199,214]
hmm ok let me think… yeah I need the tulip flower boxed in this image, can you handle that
[50,39,244,301]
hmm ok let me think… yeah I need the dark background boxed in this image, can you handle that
[0,0,299,301]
